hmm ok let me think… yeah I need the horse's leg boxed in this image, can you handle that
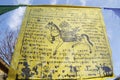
[72,42,92,53]
[81,34,93,53]
[72,35,82,48]
[87,44,92,53]
[84,37,93,53]
[72,42,80,48]
[53,41,63,55]
[72,41,92,53]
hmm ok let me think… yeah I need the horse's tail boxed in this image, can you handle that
[81,34,93,46]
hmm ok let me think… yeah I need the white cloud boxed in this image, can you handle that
[7,0,33,31]
[17,0,33,4]
[7,7,26,31]
[107,29,113,40]
[66,0,72,4]
[66,0,70,4]
[79,0,86,6]
[50,0,57,5]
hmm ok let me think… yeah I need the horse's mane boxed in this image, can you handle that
[48,22,61,35]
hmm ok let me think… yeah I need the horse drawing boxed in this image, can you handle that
[45,21,93,55]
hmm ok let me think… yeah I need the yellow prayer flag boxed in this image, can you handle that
[8,5,113,80]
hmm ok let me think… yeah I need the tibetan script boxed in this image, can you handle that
[8,5,113,80]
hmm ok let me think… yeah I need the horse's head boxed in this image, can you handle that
[45,22,52,29]
[46,22,57,31]
[45,22,60,35]
[45,22,60,43]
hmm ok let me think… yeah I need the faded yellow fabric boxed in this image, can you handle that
[82,78,105,80]
[8,5,113,80]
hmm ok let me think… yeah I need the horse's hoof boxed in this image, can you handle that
[53,53,56,55]
[51,42,53,44]
[90,51,92,53]
[53,50,57,55]
[72,45,74,48]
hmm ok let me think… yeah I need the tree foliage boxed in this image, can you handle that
[0,30,18,65]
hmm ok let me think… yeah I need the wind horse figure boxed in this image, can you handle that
[45,21,93,55]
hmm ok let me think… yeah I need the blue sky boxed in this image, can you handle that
[102,9,120,79]
[0,0,120,79]
[1,0,120,8]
